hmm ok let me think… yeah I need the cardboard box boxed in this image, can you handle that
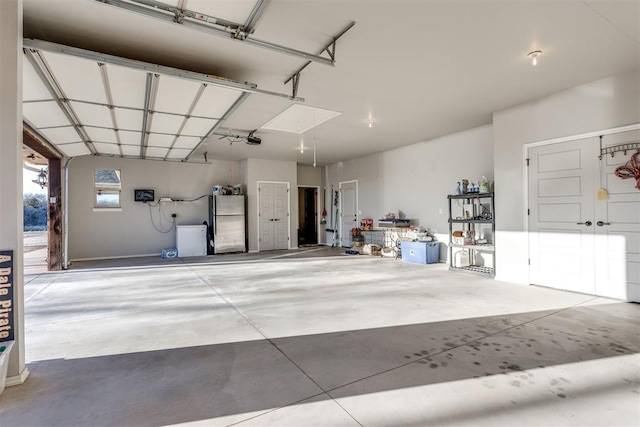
[452,236,473,245]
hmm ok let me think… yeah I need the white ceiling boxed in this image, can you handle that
[22,0,640,166]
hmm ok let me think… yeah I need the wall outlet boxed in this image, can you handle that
[439,208,443,214]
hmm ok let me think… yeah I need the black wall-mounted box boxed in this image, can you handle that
[134,189,154,202]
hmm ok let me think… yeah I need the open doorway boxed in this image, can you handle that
[23,147,48,275]
[297,186,318,246]
[23,129,63,272]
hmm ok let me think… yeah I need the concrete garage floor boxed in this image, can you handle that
[1,247,639,426]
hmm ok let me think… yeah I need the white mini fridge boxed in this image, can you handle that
[176,225,207,257]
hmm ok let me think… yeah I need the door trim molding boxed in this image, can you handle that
[338,180,358,247]
[522,122,640,284]
[297,185,321,246]
[257,180,291,252]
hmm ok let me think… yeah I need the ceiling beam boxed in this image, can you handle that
[24,39,304,102]
[23,126,63,160]
[94,0,333,66]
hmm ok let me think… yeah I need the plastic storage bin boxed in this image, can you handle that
[0,341,14,396]
[401,241,440,264]
[162,248,178,259]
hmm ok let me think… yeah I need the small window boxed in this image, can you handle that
[94,169,121,208]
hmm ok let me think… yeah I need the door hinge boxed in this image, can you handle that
[527,209,530,216]
[528,258,530,266]
[526,158,530,166]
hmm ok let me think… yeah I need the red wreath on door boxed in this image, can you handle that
[615,152,640,190]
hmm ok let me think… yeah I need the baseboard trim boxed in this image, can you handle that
[6,367,30,387]
[70,253,159,262]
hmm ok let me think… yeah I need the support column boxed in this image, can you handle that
[0,0,28,385]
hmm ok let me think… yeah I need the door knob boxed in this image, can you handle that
[577,221,592,226]
[596,221,611,226]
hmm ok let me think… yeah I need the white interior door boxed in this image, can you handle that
[339,180,357,247]
[594,142,640,301]
[528,134,640,302]
[258,182,289,251]
[528,138,597,295]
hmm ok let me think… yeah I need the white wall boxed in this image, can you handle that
[297,165,322,186]
[493,70,640,284]
[0,0,27,384]
[68,156,241,259]
[327,125,494,258]
[245,158,298,252]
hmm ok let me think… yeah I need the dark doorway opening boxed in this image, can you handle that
[298,187,318,246]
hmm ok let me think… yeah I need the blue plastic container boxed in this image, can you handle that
[401,241,440,264]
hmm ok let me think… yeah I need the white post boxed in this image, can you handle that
[0,0,29,385]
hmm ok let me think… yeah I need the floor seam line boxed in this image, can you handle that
[186,265,328,389]
[24,274,64,304]
[187,265,357,425]
[224,391,333,427]
[267,339,363,426]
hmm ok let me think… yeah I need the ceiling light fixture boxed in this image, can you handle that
[527,50,542,66]
[365,118,376,128]
[32,168,48,189]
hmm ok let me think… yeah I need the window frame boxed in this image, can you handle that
[93,169,122,211]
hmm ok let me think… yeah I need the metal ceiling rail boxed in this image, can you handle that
[243,0,271,35]
[94,152,211,164]
[23,39,304,102]
[98,63,124,156]
[94,0,333,67]
[33,97,223,121]
[284,21,356,98]
[23,49,97,155]
[164,83,207,159]
[185,92,251,161]
[140,73,159,158]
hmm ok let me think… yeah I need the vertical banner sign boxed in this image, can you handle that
[0,250,14,342]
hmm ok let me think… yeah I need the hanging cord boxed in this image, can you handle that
[175,195,208,202]
[148,202,175,233]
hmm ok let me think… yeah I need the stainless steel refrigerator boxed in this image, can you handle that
[210,195,246,254]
